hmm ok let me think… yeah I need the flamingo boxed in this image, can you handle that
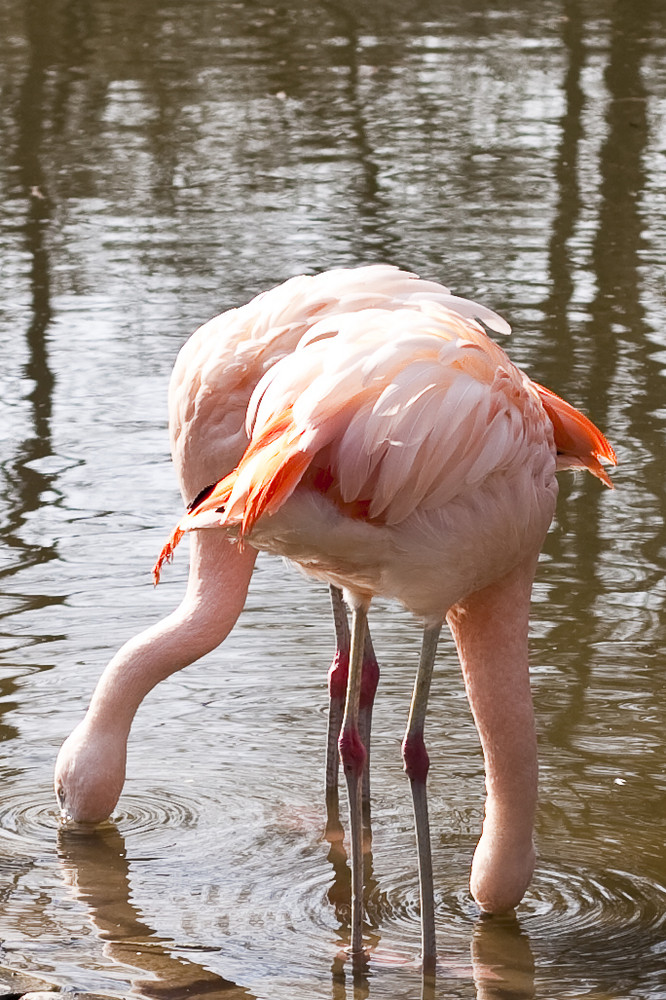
[55,266,616,969]
[54,265,504,826]
[150,273,615,967]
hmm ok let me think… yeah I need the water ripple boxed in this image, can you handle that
[519,859,666,989]
[526,861,666,937]
[110,787,201,839]
[0,786,60,850]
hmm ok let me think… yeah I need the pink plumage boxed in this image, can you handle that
[57,265,616,970]
[156,279,614,623]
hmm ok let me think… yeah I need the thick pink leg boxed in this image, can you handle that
[402,624,441,973]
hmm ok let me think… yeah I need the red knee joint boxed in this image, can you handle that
[339,728,366,777]
[402,732,430,783]
[328,649,349,701]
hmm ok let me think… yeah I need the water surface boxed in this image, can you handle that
[1,2,665,998]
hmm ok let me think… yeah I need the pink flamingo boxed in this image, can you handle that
[55,266,615,969]
[54,266,503,824]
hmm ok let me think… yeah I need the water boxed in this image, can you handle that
[1,1,665,997]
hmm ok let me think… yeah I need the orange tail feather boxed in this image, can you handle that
[152,476,236,582]
[534,383,617,487]
[198,408,314,537]
[240,446,313,536]
[152,527,185,584]
[152,415,313,581]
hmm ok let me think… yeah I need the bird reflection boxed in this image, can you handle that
[324,798,535,1000]
[328,910,536,1000]
[324,809,382,959]
[471,914,535,1000]
[56,813,536,1000]
[56,823,255,1000]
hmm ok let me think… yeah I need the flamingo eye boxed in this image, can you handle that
[55,783,67,814]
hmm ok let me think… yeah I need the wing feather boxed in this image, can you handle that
[155,276,614,581]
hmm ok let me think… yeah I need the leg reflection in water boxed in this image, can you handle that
[56,824,255,1000]
[56,815,534,1000]
[325,823,382,965]
[325,803,535,999]
[328,909,536,1000]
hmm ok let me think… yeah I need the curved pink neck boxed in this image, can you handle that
[88,533,256,741]
[447,555,539,912]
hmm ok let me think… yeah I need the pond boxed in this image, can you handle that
[0,1,664,998]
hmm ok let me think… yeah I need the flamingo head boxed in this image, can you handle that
[470,825,536,914]
[54,719,127,825]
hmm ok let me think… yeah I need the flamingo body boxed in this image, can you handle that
[55,266,510,824]
[157,296,611,623]
[152,269,614,951]
[56,265,616,966]
[168,265,508,503]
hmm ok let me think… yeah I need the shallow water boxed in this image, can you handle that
[1,1,665,997]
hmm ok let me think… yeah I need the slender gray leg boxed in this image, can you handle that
[326,586,350,798]
[339,603,370,955]
[402,624,441,973]
[326,586,379,837]
[325,587,349,842]
[358,628,379,828]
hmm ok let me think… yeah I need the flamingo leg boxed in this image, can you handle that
[326,587,379,836]
[338,601,370,956]
[358,626,379,829]
[402,623,441,972]
[326,586,350,811]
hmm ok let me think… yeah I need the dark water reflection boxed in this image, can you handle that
[56,824,255,1000]
[1,1,665,997]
